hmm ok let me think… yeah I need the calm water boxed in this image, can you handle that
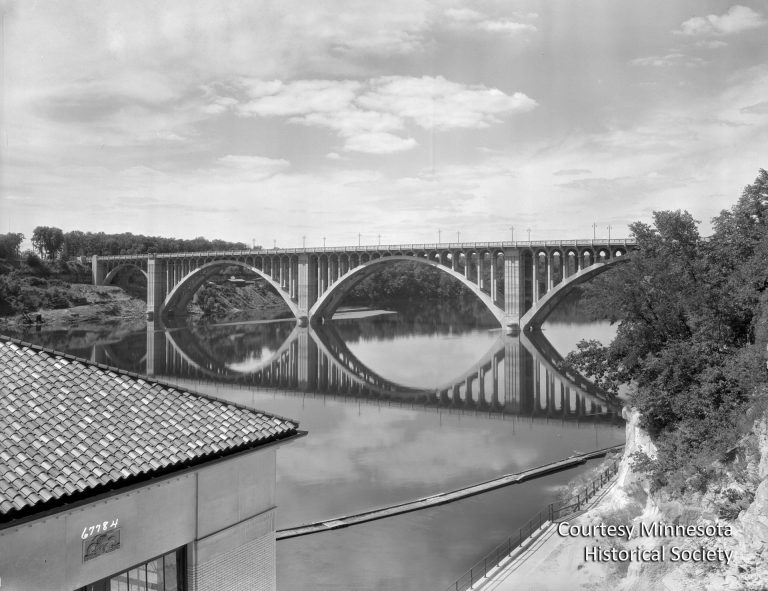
[12,296,624,591]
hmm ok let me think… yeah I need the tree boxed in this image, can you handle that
[62,230,87,259]
[0,233,24,260]
[31,226,65,260]
[564,174,768,492]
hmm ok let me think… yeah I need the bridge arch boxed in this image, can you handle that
[103,263,148,285]
[308,255,506,326]
[161,260,301,320]
[163,324,302,378]
[519,257,628,330]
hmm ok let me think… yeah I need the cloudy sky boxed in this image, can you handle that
[1,0,767,247]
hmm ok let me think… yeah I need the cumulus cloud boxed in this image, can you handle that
[675,5,766,37]
[477,20,537,34]
[552,168,592,176]
[342,133,418,154]
[630,53,708,67]
[294,108,403,137]
[359,76,537,129]
[232,75,537,153]
[201,96,238,115]
[237,79,362,117]
[740,101,768,115]
[696,39,729,49]
[217,155,290,175]
[444,8,484,22]
[444,7,537,35]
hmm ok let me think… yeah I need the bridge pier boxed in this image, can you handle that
[298,254,318,323]
[502,249,525,330]
[91,255,106,285]
[145,321,167,376]
[146,256,167,321]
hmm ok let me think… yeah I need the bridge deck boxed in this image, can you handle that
[91,239,635,260]
[276,444,624,540]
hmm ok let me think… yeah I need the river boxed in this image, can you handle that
[11,294,624,590]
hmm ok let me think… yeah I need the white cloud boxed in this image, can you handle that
[476,20,537,34]
[696,39,729,49]
[293,108,403,137]
[202,96,238,115]
[237,79,362,117]
[553,169,592,177]
[233,75,536,153]
[741,101,768,115]
[217,155,290,176]
[444,8,484,22]
[342,133,417,154]
[675,5,766,37]
[281,0,433,56]
[444,7,537,36]
[630,53,707,68]
[358,76,537,130]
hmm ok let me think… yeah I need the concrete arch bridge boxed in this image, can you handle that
[90,239,633,331]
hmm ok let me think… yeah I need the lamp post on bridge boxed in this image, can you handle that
[358,233,361,247]
[592,222,597,240]
[527,228,531,241]
[323,237,326,248]
[302,236,306,248]
[607,225,612,243]
[456,231,461,243]
[438,229,441,243]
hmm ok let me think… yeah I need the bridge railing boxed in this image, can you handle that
[442,458,620,591]
[89,239,636,261]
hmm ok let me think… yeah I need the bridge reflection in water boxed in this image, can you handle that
[90,322,619,423]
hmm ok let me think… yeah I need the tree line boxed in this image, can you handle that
[345,261,479,306]
[0,227,249,261]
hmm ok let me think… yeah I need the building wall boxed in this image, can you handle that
[188,510,275,591]
[0,447,278,591]
[196,447,276,539]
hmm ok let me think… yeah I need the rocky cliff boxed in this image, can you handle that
[571,407,768,591]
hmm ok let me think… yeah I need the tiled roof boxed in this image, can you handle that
[0,338,299,521]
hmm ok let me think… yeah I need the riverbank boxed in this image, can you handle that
[0,283,146,333]
[332,306,398,320]
[473,408,768,591]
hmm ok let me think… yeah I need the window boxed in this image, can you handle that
[78,547,185,591]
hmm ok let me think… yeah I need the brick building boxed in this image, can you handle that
[0,338,303,591]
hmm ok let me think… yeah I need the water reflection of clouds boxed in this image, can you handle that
[270,389,622,527]
[278,401,567,490]
[344,330,499,388]
[224,346,277,371]
[278,405,419,484]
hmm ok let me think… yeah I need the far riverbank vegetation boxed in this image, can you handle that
[0,231,252,318]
